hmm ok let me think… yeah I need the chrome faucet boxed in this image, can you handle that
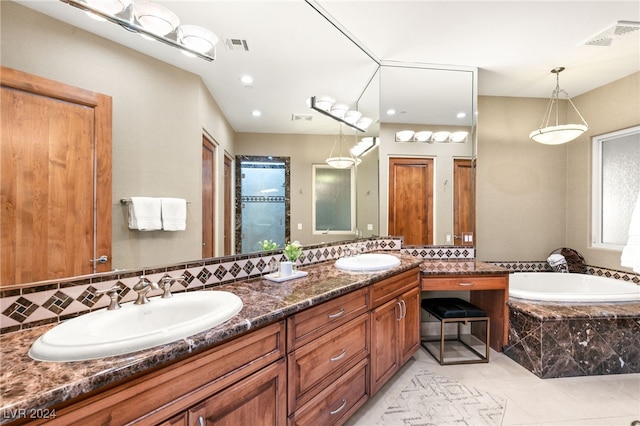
[97,285,122,310]
[157,274,187,299]
[133,276,159,305]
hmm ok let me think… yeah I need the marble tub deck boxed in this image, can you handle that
[505,299,640,378]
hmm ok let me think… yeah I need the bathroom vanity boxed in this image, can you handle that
[0,256,422,426]
[420,261,511,351]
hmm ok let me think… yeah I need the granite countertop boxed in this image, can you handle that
[420,260,511,275]
[0,253,423,419]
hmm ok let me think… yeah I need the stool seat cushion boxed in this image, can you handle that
[421,297,486,319]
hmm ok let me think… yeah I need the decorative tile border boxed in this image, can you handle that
[8,241,637,335]
[0,237,403,334]
[400,245,475,259]
[487,261,640,284]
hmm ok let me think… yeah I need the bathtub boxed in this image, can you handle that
[509,272,640,302]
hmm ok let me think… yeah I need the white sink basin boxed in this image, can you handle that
[29,291,243,362]
[335,253,401,272]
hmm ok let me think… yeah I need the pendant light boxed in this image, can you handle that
[326,125,357,169]
[529,67,588,145]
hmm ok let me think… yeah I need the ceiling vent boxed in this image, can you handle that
[224,38,249,51]
[582,20,640,46]
[292,114,313,122]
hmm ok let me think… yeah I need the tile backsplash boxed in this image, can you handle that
[0,237,403,334]
[3,239,638,335]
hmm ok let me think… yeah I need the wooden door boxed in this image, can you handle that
[453,159,474,245]
[202,137,215,258]
[388,157,433,245]
[0,67,112,286]
[223,155,232,255]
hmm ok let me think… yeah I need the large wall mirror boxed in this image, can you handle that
[1,1,476,287]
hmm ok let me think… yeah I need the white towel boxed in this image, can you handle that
[621,190,640,273]
[128,197,162,231]
[161,198,187,231]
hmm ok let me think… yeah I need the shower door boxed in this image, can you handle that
[236,156,290,254]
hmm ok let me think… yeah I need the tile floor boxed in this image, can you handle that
[346,347,640,426]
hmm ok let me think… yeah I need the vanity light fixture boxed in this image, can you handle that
[61,0,218,61]
[350,137,379,158]
[309,96,371,133]
[529,67,588,145]
[395,130,469,143]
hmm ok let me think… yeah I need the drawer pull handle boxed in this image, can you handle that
[459,282,474,286]
[198,416,205,426]
[328,308,345,319]
[330,349,347,362]
[330,399,347,415]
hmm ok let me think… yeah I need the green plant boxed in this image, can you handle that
[283,241,302,262]
[258,239,279,251]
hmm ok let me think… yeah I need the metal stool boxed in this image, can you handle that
[421,297,490,365]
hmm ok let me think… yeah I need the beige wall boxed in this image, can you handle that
[4,3,638,273]
[567,73,640,270]
[477,72,640,272]
[234,133,379,245]
[1,2,235,269]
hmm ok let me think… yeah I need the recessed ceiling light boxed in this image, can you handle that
[240,75,253,84]
[252,110,261,117]
[457,112,466,119]
[386,109,396,115]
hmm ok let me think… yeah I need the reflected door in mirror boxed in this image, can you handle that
[454,159,474,245]
[202,137,215,258]
[388,158,433,245]
[0,67,112,286]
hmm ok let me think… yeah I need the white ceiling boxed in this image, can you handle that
[14,1,640,135]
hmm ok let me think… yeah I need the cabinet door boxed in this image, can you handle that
[159,412,187,426]
[189,358,287,426]
[370,298,400,395]
[399,286,421,365]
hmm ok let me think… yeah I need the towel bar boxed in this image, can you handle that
[120,198,191,205]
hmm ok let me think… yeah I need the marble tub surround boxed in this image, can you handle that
[0,237,404,334]
[504,299,640,379]
[0,254,423,418]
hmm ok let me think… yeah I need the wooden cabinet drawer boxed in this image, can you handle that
[421,275,508,291]
[288,314,369,413]
[287,287,369,350]
[370,268,419,308]
[289,358,369,426]
[42,321,286,426]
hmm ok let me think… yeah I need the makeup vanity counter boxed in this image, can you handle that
[420,260,511,351]
[0,253,423,425]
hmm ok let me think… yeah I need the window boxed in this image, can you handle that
[592,126,640,249]
[312,165,355,235]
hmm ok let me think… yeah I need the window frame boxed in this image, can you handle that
[311,164,356,236]
[591,125,640,250]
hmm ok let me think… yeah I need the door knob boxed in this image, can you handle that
[90,255,108,264]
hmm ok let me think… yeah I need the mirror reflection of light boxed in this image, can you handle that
[457,112,466,119]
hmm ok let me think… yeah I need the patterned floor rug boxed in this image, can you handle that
[375,370,506,426]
